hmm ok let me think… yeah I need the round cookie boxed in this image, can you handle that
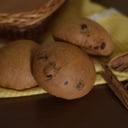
[53,17,114,56]
[32,41,96,100]
[0,40,38,90]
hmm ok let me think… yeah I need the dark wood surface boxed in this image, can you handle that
[0,85,128,128]
[0,1,128,128]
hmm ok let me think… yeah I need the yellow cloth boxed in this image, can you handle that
[0,0,128,98]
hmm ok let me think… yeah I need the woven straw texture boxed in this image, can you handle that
[0,0,66,40]
[0,0,65,28]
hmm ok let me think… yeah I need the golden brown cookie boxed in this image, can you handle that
[53,17,114,56]
[32,41,96,100]
[0,40,38,90]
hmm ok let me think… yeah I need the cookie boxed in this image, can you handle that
[0,40,38,90]
[53,17,114,56]
[32,41,96,100]
[0,0,66,41]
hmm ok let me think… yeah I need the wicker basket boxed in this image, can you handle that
[0,0,66,41]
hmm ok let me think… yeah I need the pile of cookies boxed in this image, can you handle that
[0,16,114,100]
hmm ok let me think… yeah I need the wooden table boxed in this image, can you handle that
[0,1,128,128]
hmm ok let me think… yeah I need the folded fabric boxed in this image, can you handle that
[90,8,128,83]
[0,0,128,98]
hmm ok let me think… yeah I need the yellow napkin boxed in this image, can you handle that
[0,0,128,98]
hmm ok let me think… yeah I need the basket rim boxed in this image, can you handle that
[0,0,65,28]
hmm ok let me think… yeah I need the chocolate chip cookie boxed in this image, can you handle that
[32,41,96,99]
[53,17,114,56]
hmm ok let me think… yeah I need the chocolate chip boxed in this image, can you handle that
[37,54,48,60]
[46,74,53,80]
[43,62,61,80]
[94,46,99,50]
[64,81,69,86]
[43,63,55,78]
[75,82,84,90]
[100,42,106,49]
[81,24,88,32]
